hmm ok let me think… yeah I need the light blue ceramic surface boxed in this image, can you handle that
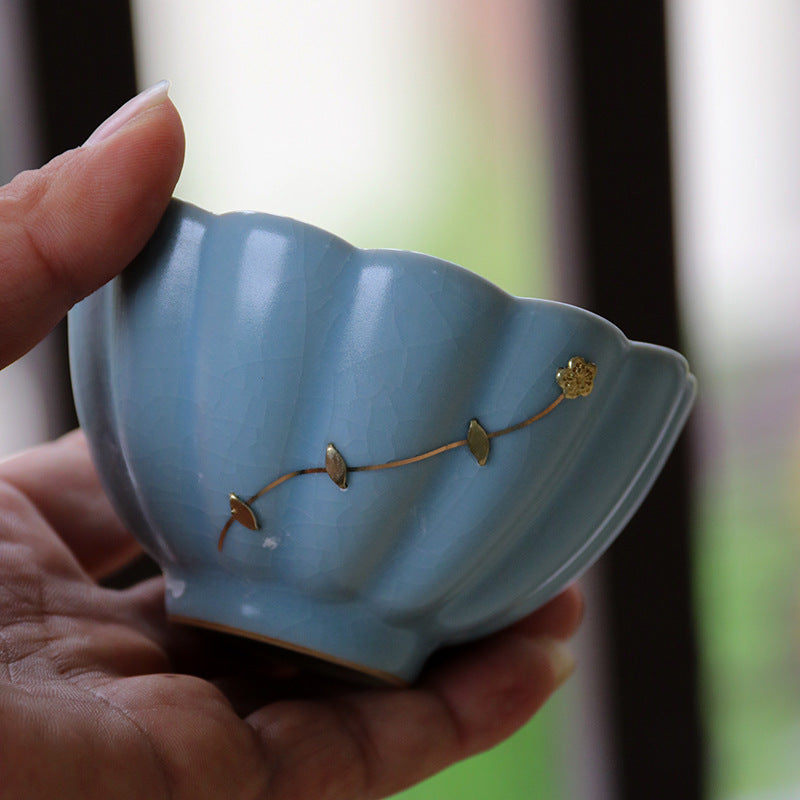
[68,199,696,684]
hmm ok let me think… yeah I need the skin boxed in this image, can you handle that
[0,94,583,799]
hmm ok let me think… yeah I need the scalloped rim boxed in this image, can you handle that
[529,342,695,596]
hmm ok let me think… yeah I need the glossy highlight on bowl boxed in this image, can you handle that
[68,199,696,684]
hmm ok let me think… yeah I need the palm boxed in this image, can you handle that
[0,432,580,800]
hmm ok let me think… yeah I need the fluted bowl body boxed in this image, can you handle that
[68,200,695,683]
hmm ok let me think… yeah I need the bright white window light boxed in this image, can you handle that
[130,0,448,244]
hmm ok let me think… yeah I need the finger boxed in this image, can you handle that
[417,584,583,682]
[0,430,140,578]
[0,81,184,369]
[246,632,576,799]
[418,627,576,758]
[0,471,91,581]
[506,584,585,641]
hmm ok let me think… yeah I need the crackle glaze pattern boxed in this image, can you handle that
[68,200,696,683]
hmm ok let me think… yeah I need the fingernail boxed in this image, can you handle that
[83,80,170,146]
[538,637,576,688]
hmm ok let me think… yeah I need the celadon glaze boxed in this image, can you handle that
[68,199,696,683]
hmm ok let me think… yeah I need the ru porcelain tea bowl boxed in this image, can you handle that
[68,199,696,684]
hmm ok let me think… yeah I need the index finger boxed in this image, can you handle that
[0,430,140,579]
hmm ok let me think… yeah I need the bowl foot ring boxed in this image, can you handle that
[168,614,409,688]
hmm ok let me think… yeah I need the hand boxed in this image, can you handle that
[0,85,583,800]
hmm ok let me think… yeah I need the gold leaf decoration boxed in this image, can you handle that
[229,493,259,530]
[219,364,591,551]
[325,443,348,489]
[556,356,597,399]
[467,419,490,466]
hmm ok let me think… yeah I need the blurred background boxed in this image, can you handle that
[1,1,799,798]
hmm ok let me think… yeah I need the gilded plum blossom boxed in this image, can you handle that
[556,356,597,399]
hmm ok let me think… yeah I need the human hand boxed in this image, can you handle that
[0,84,582,799]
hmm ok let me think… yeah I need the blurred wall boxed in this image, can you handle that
[670,2,800,797]
[0,0,62,458]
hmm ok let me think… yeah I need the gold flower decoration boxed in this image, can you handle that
[556,356,597,399]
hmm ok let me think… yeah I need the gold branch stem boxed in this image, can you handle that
[218,390,568,552]
[217,355,597,551]
[488,393,564,438]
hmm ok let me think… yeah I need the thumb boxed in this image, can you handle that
[0,81,185,369]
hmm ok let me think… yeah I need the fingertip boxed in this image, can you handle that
[83,80,173,146]
[76,94,185,227]
[554,582,585,633]
[536,636,577,689]
[510,584,585,641]
[421,629,571,758]
[0,90,186,368]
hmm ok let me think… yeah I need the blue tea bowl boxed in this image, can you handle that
[68,199,696,684]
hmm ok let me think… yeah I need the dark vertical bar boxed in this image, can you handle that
[567,3,704,799]
[27,0,138,158]
[24,0,138,432]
